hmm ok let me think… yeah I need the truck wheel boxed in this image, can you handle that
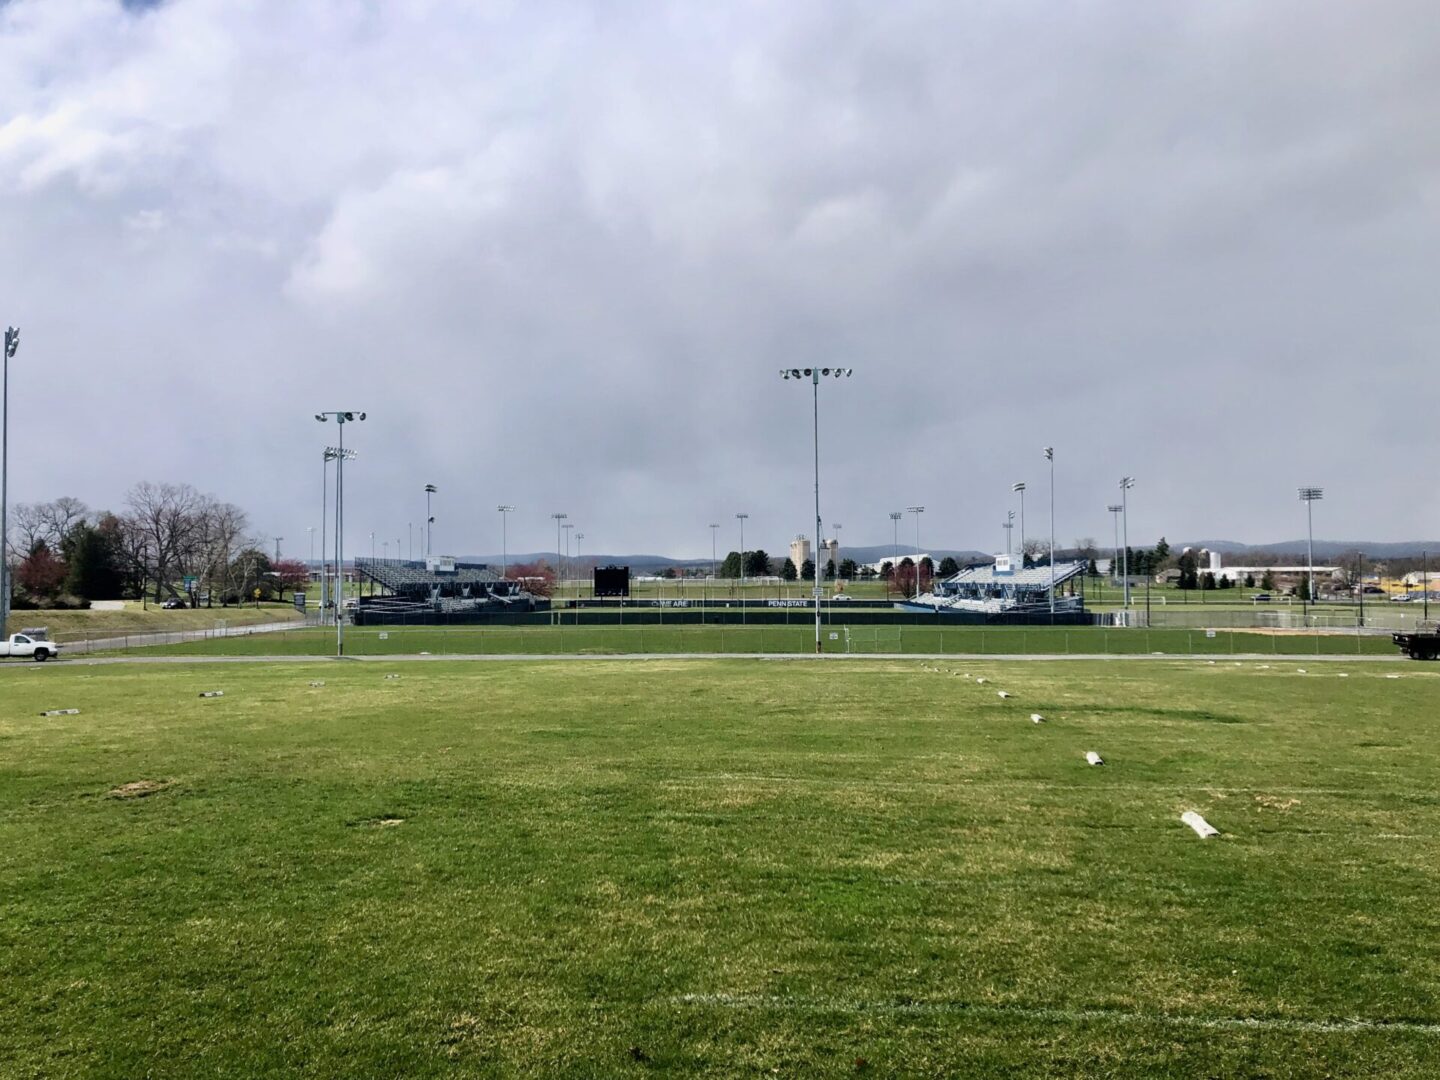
[33,649,49,662]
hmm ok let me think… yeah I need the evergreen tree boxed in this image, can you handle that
[719,551,742,578]
[62,522,125,600]
[744,549,771,577]
[938,556,959,577]
[1260,569,1276,592]
[1176,550,1199,591]
[1244,573,1256,588]
[781,558,798,582]
[838,558,858,579]
[800,558,815,581]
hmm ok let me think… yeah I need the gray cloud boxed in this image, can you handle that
[2,0,1437,560]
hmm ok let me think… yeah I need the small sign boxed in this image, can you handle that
[183,575,199,589]
[1206,630,1217,639]
[378,632,389,640]
[829,632,839,640]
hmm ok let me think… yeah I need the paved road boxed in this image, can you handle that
[26,651,1420,668]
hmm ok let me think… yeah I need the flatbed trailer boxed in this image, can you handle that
[1393,624,1440,660]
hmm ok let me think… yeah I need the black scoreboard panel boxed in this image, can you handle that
[593,565,631,598]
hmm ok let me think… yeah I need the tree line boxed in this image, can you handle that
[3,484,307,610]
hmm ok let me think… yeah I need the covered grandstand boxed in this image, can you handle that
[897,557,1089,616]
[351,557,548,624]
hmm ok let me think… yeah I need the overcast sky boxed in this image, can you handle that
[2,0,1437,560]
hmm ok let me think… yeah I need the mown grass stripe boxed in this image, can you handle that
[671,993,1440,1035]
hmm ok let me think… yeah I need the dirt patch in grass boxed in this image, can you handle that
[348,816,406,828]
[107,779,173,799]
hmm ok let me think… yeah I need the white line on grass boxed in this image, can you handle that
[669,993,1440,1036]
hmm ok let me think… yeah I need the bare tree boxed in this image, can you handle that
[121,482,216,602]
[7,502,50,558]
[36,497,89,547]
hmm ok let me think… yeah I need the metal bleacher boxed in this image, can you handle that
[350,558,543,625]
[354,558,506,597]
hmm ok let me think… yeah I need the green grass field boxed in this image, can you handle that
[3,657,1438,1076]
[5,602,304,641]
[115,622,1400,658]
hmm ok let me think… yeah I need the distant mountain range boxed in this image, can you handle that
[438,540,1440,570]
[455,546,990,571]
[1178,540,1440,560]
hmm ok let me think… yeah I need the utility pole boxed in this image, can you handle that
[424,484,437,558]
[1044,448,1056,615]
[0,327,17,636]
[1119,477,1136,607]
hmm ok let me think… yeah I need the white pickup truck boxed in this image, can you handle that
[1,628,62,661]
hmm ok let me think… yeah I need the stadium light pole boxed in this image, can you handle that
[1299,487,1323,618]
[907,506,925,600]
[552,512,567,599]
[736,512,748,624]
[308,526,315,566]
[1044,448,1056,615]
[1120,477,1136,607]
[562,522,574,598]
[1012,482,1026,562]
[321,448,339,617]
[709,523,719,579]
[1003,511,1015,556]
[315,411,365,656]
[408,522,413,561]
[780,366,854,653]
[889,511,902,594]
[832,522,842,578]
[498,505,515,579]
[1,326,18,635]
[1107,504,1123,588]
[424,484,437,558]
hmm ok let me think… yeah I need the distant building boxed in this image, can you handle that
[789,535,811,570]
[790,535,840,573]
